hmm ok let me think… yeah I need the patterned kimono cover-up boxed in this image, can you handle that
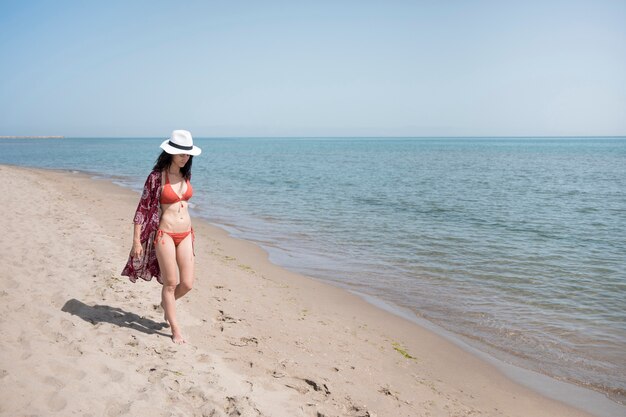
[121,170,163,283]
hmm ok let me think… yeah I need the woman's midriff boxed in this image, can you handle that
[159,201,192,233]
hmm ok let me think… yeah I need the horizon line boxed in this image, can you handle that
[3,135,626,139]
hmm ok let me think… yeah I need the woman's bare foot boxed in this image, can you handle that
[171,325,186,344]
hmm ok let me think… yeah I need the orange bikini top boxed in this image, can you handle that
[160,171,193,204]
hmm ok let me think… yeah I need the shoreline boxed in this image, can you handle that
[352,291,623,415]
[0,164,623,417]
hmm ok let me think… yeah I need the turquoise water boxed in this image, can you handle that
[2,137,625,402]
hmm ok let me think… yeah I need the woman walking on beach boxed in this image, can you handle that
[122,130,202,344]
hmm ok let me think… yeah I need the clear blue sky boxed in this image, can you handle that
[1,0,624,137]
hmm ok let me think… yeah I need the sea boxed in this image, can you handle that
[2,136,625,404]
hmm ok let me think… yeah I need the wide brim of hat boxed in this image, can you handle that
[160,140,202,156]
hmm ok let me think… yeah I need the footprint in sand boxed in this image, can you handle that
[196,353,211,363]
[17,331,32,360]
[101,365,125,383]
[225,396,265,417]
[227,337,259,348]
[104,401,131,417]
[284,377,331,399]
[48,362,86,381]
[66,339,85,357]
[183,385,211,409]
[215,309,243,333]
[143,365,167,384]
[43,376,65,390]
[345,403,372,417]
[47,393,67,412]
[216,310,241,324]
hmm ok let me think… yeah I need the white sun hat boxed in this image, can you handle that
[160,130,202,156]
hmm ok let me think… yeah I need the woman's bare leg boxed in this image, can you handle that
[174,233,195,300]
[156,233,186,344]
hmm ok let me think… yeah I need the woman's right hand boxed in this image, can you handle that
[131,241,143,258]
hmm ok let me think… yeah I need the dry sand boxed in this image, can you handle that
[0,165,618,417]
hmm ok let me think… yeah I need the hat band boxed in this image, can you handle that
[168,140,193,151]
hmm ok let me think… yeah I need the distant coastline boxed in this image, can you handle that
[0,136,64,139]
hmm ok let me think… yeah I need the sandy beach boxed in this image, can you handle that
[0,164,618,417]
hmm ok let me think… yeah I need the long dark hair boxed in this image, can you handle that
[153,151,193,179]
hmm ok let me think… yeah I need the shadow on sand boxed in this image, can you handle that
[62,298,169,337]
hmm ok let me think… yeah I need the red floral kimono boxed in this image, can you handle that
[121,170,163,283]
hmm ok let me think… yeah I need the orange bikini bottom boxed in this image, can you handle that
[155,228,194,247]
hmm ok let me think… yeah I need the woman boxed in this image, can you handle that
[122,130,202,344]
